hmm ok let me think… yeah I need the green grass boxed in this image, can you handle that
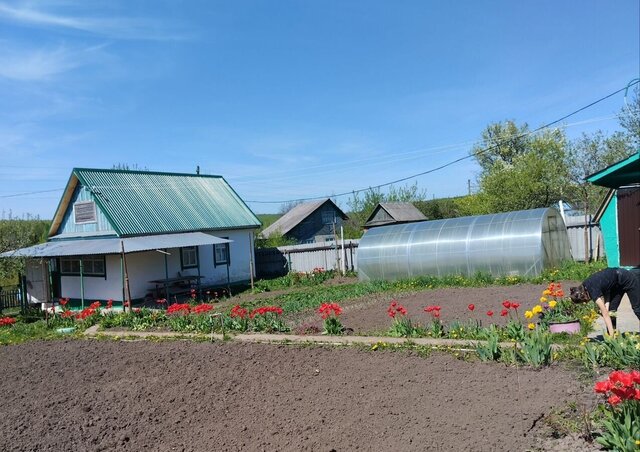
[239,261,607,316]
[0,320,82,345]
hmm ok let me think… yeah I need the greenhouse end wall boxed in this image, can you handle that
[357,208,572,281]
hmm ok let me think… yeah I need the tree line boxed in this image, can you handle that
[0,220,51,285]
[338,87,639,237]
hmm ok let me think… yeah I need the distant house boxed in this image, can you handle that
[1,168,261,307]
[588,152,639,269]
[260,199,348,244]
[364,202,427,229]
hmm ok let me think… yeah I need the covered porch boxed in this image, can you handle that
[0,232,232,311]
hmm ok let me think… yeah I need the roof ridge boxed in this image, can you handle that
[74,167,223,178]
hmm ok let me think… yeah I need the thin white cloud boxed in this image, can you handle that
[0,2,190,41]
[0,42,106,81]
[0,46,77,81]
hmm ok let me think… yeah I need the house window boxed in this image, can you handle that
[214,240,230,267]
[321,210,335,225]
[74,201,97,224]
[180,246,199,269]
[60,256,106,277]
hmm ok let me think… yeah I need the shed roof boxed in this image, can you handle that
[364,202,427,228]
[587,152,640,188]
[260,199,348,238]
[50,168,261,237]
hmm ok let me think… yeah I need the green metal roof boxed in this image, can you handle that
[51,168,261,237]
[587,151,640,188]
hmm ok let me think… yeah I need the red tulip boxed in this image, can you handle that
[607,394,622,406]
[467,304,475,311]
[486,311,494,317]
[502,300,511,309]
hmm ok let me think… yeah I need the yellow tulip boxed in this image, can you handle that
[525,310,534,319]
[542,289,551,296]
[548,300,557,308]
[532,305,543,314]
[539,296,547,303]
[527,323,536,330]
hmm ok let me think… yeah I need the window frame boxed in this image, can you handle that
[59,255,106,278]
[214,239,230,267]
[180,246,199,270]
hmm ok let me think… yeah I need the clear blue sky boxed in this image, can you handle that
[0,0,638,219]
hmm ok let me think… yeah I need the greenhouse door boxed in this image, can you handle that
[617,187,640,266]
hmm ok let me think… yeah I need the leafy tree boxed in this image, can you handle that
[471,120,531,174]
[565,131,634,214]
[414,197,462,220]
[254,231,297,249]
[618,85,640,149]
[477,128,571,212]
[0,220,50,285]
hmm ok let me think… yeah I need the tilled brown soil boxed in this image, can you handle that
[302,282,581,335]
[0,340,597,451]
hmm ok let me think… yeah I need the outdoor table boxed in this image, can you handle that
[149,275,204,301]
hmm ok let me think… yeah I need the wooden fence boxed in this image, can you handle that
[0,286,22,313]
[563,215,605,262]
[255,240,359,278]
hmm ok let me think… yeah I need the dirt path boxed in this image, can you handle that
[0,340,596,451]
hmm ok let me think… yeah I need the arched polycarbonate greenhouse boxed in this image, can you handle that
[357,208,572,281]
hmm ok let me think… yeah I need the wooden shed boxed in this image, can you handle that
[588,152,640,268]
[364,202,427,229]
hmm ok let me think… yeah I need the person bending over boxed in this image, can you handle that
[569,267,640,336]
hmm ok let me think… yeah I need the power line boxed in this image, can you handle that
[0,188,64,199]
[0,80,637,202]
[245,81,639,204]
[13,113,613,198]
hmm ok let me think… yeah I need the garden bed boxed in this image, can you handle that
[0,340,599,451]
[301,282,582,334]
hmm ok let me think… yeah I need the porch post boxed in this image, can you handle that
[120,241,132,313]
[47,259,54,302]
[196,251,201,301]
[164,250,169,301]
[79,258,85,310]
[120,253,125,304]
[226,257,231,296]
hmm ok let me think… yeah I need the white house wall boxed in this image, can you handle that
[191,229,254,286]
[58,229,255,301]
[60,255,123,301]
